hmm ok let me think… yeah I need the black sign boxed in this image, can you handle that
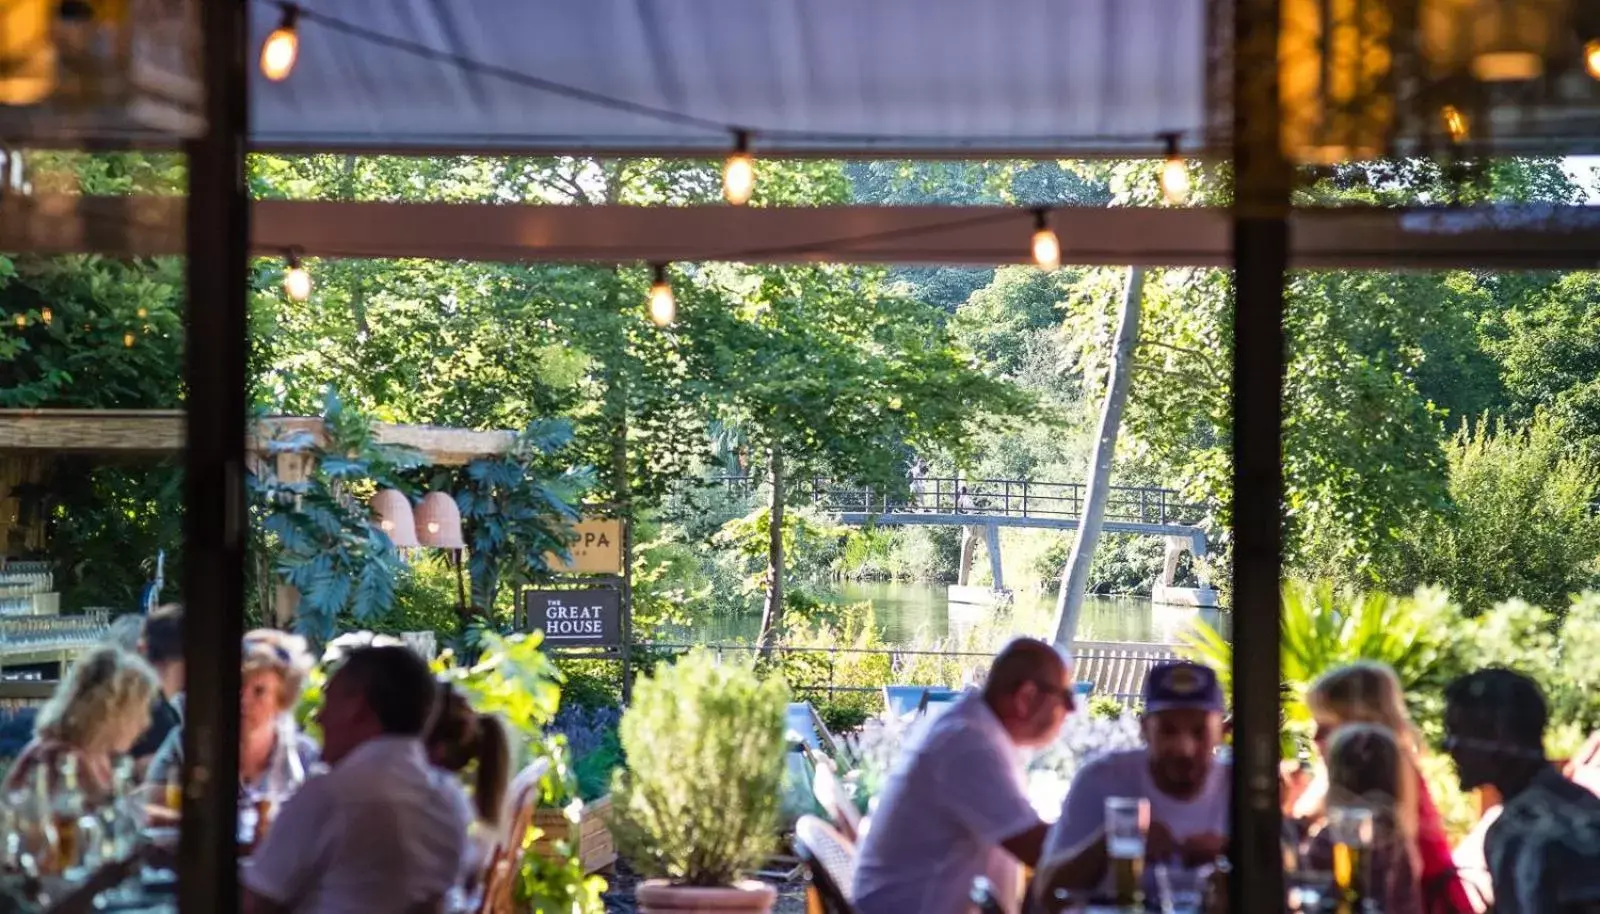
[522,588,621,647]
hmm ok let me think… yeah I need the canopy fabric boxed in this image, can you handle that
[248,0,1209,156]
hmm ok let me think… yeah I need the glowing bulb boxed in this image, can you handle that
[123,331,135,348]
[1030,210,1060,271]
[1160,134,1190,206]
[647,264,676,327]
[1441,105,1469,144]
[260,6,300,82]
[283,253,312,301]
[39,307,50,326]
[13,313,25,328]
[1586,40,1600,81]
[135,307,147,319]
[723,131,754,206]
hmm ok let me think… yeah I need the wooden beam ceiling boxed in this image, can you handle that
[5,195,1600,269]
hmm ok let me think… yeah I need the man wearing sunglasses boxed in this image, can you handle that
[854,637,1074,914]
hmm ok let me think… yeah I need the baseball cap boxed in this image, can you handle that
[1143,660,1225,714]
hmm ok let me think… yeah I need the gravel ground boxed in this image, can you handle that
[601,859,809,913]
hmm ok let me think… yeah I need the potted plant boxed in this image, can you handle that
[610,649,789,913]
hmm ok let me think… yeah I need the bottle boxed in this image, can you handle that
[51,755,86,874]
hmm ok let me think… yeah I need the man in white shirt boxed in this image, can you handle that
[853,638,1074,914]
[244,645,472,914]
[1035,660,1229,903]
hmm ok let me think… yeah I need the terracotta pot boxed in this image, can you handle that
[634,879,777,913]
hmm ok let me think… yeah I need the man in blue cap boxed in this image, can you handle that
[1035,660,1230,900]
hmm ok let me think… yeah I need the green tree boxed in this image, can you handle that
[1483,272,1600,444]
[1381,412,1600,615]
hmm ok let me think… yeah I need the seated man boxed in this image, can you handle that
[1035,661,1229,903]
[853,638,1073,914]
[128,605,185,777]
[243,645,472,914]
[1445,668,1600,914]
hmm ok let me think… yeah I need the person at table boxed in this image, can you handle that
[426,682,511,895]
[1295,662,1473,914]
[146,628,319,805]
[852,638,1073,914]
[1303,723,1423,914]
[1035,660,1229,902]
[3,645,158,803]
[1444,668,1600,914]
[128,604,186,777]
[243,645,473,914]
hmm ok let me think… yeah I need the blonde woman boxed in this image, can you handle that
[4,646,158,803]
[1298,662,1472,914]
[146,629,319,800]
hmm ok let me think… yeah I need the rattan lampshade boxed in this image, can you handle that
[415,491,465,549]
[370,488,419,548]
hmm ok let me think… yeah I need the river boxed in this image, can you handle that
[680,581,1228,648]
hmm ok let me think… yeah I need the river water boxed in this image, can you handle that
[682,581,1227,648]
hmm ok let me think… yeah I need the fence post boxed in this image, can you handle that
[1022,481,1030,517]
[1139,489,1149,523]
[828,649,837,703]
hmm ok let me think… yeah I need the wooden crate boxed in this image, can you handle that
[529,796,616,875]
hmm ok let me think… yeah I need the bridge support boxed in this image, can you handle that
[956,523,1006,594]
[984,524,1004,593]
[957,526,976,586]
[1151,534,1221,608]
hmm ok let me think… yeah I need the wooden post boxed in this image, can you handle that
[271,450,310,627]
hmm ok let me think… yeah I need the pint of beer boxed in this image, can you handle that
[1327,805,1374,910]
[1105,797,1150,908]
[164,772,183,812]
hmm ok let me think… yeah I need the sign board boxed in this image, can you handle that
[522,588,621,647]
[544,519,624,575]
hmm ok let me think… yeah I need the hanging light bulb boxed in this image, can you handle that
[12,313,25,329]
[260,4,301,82]
[1586,39,1600,81]
[123,331,135,347]
[1440,105,1470,144]
[39,306,50,326]
[1160,133,1191,206]
[135,306,147,319]
[283,250,312,302]
[1030,209,1060,271]
[722,130,755,206]
[647,264,676,326]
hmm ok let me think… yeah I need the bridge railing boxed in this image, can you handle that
[708,475,1208,527]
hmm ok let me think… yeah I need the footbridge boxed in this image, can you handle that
[712,475,1215,604]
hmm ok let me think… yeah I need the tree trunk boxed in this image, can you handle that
[1052,267,1146,649]
[758,441,785,648]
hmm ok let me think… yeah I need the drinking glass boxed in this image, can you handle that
[1326,806,1374,897]
[1106,797,1149,907]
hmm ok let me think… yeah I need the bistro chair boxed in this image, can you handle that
[477,758,550,914]
[795,814,859,914]
[808,752,863,843]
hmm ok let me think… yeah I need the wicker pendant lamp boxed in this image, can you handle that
[414,492,465,549]
[370,489,419,548]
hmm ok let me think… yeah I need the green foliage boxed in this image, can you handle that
[610,649,789,887]
[1485,272,1600,442]
[1184,581,1460,737]
[1382,412,1600,615]
[1456,595,1600,736]
[765,603,893,734]
[437,419,594,620]
[1087,695,1128,720]
[252,389,422,642]
[714,505,846,596]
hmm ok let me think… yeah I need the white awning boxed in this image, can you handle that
[247,0,1210,157]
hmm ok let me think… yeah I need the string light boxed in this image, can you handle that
[283,250,312,301]
[1030,208,1060,271]
[260,4,301,82]
[1160,133,1190,206]
[123,331,135,348]
[1586,39,1600,81]
[135,307,147,319]
[12,313,24,329]
[646,264,676,326]
[1441,105,1469,144]
[723,130,755,206]
[39,307,50,326]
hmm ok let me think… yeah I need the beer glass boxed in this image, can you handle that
[1326,805,1374,905]
[1106,797,1150,907]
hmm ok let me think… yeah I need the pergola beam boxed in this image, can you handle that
[7,196,1600,269]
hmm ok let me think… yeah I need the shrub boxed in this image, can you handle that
[1382,413,1600,616]
[610,649,790,887]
